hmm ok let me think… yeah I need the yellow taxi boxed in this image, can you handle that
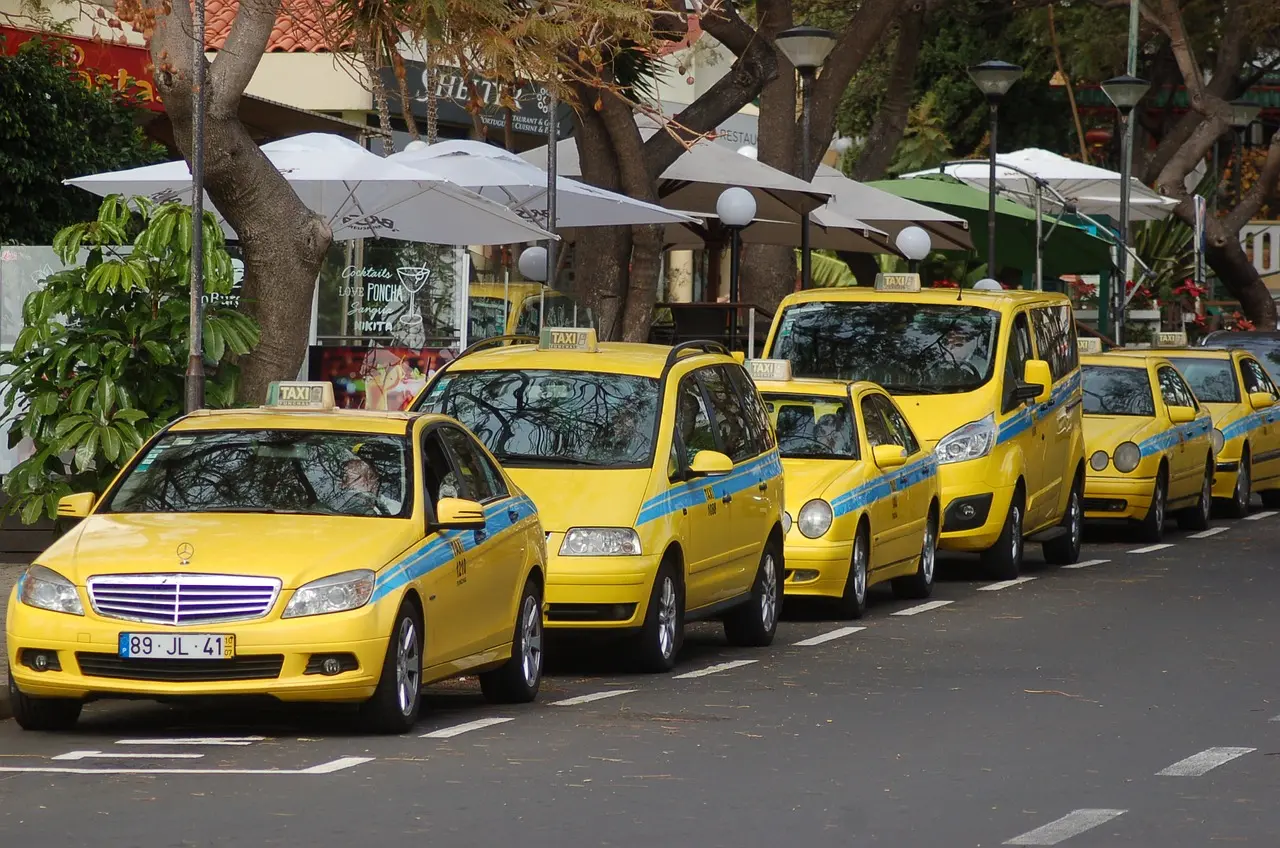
[6,382,547,734]
[413,328,785,672]
[1079,337,1215,540]
[747,359,940,618]
[762,273,1086,579]
[1158,343,1280,516]
[468,282,588,344]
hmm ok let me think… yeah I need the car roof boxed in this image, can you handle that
[1157,347,1237,360]
[171,406,436,435]
[779,286,1071,311]
[1081,352,1163,368]
[444,341,735,379]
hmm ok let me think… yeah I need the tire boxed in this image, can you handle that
[980,492,1024,581]
[724,540,782,648]
[833,524,870,619]
[1260,490,1280,509]
[1227,448,1252,518]
[358,601,423,734]
[1043,478,1084,565]
[893,506,938,600]
[1138,470,1167,543]
[8,671,81,731]
[1177,458,1213,531]
[630,560,683,673]
[479,577,544,704]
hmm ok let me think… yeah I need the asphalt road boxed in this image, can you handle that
[2,510,1279,847]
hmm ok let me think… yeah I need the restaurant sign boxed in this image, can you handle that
[380,62,575,137]
[0,25,162,111]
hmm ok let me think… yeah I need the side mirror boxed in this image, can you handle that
[433,497,487,530]
[689,450,734,477]
[56,492,95,519]
[1022,359,1053,405]
[872,444,908,469]
[1249,391,1275,410]
[730,351,746,364]
[1167,405,1196,424]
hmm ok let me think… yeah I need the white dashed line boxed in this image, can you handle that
[550,689,637,706]
[673,660,758,679]
[1156,747,1255,777]
[53,751,205,760]
[0,757,375,776]
[793,626,866,646]
[977,577,1037,591]
[1189,527,1229,538]
[298,757,377,774]
[1269,715,1280,722]
[114,737,265,746]
[420,717,514,738]
[1245,510,1277,521]
[1061,558,1110,570]
[891,600,954,616]
[1128,543,1175,554]
[1004,809,1127,845]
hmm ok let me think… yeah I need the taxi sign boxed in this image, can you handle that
[539,327,598,352]
[746,359,793,382]
[873,272,921,293]
[265,381,335,409]
[1077,337,1103,355]
[1155,330,1188,348]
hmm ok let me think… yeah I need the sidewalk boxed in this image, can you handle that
[1,563,24,719]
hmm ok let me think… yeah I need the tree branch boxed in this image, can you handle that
[1225,132,1280,231]
[850,4,926,181]
[209,0,280,109]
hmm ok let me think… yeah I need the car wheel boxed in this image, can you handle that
[1227,449,1252,518]
[358,601,423,734]
[1043,479,1083,565]
[479,577,544,704]
[724,541,781,647]
[893,506,938,600]
[630,561,683,673]
[1138,471,1167,543]
[833,525,870,619]
[9,671,81,732]
[981,493,1024,581]
[1177,459,1213,531]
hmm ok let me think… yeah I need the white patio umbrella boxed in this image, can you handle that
[65,133,555,245]
[810,164,973,251]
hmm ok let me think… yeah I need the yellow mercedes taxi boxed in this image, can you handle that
[1079,337,1215,541]
[1159,343,1280,516]
[747,359,940,619]
[762,273,1086,580]
[413,328,785,673]
[6,382,547,734]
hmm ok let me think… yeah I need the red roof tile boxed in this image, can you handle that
[203,0,349,54]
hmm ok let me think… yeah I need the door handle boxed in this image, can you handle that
[758,481,768,492]
[722,493,733,505]
[507,508,520,523]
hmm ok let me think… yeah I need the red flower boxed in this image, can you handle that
[932,279,959,288]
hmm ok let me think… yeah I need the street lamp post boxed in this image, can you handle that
[775,25,837,291]
[895,226,931,275]
[1101,73,1150,346]
[968,60,1023,284]
[185,0,208,413]
[717,187,757,351]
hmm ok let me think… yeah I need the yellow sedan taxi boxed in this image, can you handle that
[747,360,940,619]
[1079,341,1215,541]
[6,382,546,734]
[414,328,785,673]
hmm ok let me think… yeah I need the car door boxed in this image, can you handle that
[673,369,735,609]
[859,393,913,565]
[1155,365,1199,500]
[865,392,929,565]
[417,426,474,667]
[1003,310,1051,527]
[1238,356,1280,485]
[1027,306,1069,527]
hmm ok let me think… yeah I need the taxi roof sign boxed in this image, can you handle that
[873,272,921,293]
[1077,337,1103,355]
[1154,330,1188,348]
[265,381,335,409]
[745,359,792,382]
[539,326,598,352]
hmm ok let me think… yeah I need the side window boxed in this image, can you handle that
[421,430,459,509]
[1004,312,1035,411]
[675,374,718,464]
[438,426,500,503]
[726,365,776,454]
[868,394,920,455]
[1158,367,1197,410]
[1240,358,1274,397]
[699,366,754,463]
[1030,305,1074,380]
[860,396,896,449]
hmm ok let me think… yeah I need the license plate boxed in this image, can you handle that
[118,633,235,659]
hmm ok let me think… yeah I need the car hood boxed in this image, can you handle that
[1201,402,1238,427]
[891,390,996,450]
[780,457,859,513]
[506,468,651,533]
[1084,416,1157,453]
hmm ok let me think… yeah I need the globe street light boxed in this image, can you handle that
[518,245,548,282]
[737,145,758,160]
[776,25,837,291]
[969,60,1023,283]
[717,186,757,350]
[1102,73,1150,346]
[895,225,931,274]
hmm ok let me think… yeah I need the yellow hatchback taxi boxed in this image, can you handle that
[1159,344,1280,516]
[1079,339,1215,541]
[414,328,785,672]
[6,382,547,734]
[747,359,940,618]
[762,274,1086,579]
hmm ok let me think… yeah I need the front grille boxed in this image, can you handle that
[86,574,281,625]
[1083,497,1128,512]
[547,602,636,622]
[75,652,285,682]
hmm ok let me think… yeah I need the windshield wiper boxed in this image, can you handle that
[881,383,948,395]
[497,452,609,467]
[200,506,313,515]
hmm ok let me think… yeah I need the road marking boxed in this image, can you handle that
[550,689,637,706]
[1128,543,1175,554]
[793,626,865,645]
[977,577,1037,591]
[1004,809,1127,845]
[299,757,376,774]
[114,736,265,746]
[0,757,375,776]
[891,600,954,616]
[1245,510,1276,521]
[1062,558,1110,570]
[1270,715,1280,722]
[1156,747,1256,777]
[1189,527,1229,538]
[53,750,204,761]
[673,659,758,679]
[420,717,514,738]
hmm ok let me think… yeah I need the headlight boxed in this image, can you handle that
[1211,428,1224,454]
[560,527,641,556]
[282,569,375,619]
[1113,441,1141,473]
[782,511,793,534]
[19,565,84,616]
[934,414,996,465]
[797,499,833,539]
[1089,450,1109,472]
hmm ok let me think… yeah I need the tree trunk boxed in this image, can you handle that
[1204,219,1277,329]
[569,92,630,337]
[360,34,395,155]
[390,50,420,141]
[850,4,926,181]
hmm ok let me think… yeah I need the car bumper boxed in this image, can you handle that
[1212,453,1243,500]
[782,540,854,599]
[543,552,662,631]
[1083,474,1155,521]
[938,478,1018,553]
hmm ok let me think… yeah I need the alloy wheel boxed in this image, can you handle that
[520,594,543,687]
[760,553,778,632]
[395,617,420,716]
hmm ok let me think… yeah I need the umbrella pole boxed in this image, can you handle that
[1035,185,1043,291]
[545,86,558,289]
[185,0,207,413]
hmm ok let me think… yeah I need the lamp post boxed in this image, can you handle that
[968,60,1023,283]
[717,187,757,351]
[895,225,931,275]
[1101,73,1150,346]
[775,25,837,291]
[185,0,208,412]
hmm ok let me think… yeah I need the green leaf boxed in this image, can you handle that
[95,375,116,416]
[69,379,97,413]
[100,424,122,463]
[113,408,149,424]
[73,428,100,472]
[57,421,94,452]
[142,340,173,364]
[33,392,60,415]
[54,414,91,438]
[20,496,44,525]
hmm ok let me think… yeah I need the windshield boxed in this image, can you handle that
[1203,333,1280,372]
[1082,366,1155,416]
[469,296,509,342]
[104,430,411,517]
[769,301,1001,394]
[762,393,857,459]
[1167,357,1240,403]
[423,369,660,468]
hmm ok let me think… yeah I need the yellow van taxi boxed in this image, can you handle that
[468,281,588,344]
[1159,346,1280,516]
[413,328,786,673]
[747,360,940,619]
[6,382,547,734]
[1080,352,1215,540]
[762,274,1086,580]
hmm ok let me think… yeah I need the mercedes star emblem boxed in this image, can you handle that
[177,543,194,565]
